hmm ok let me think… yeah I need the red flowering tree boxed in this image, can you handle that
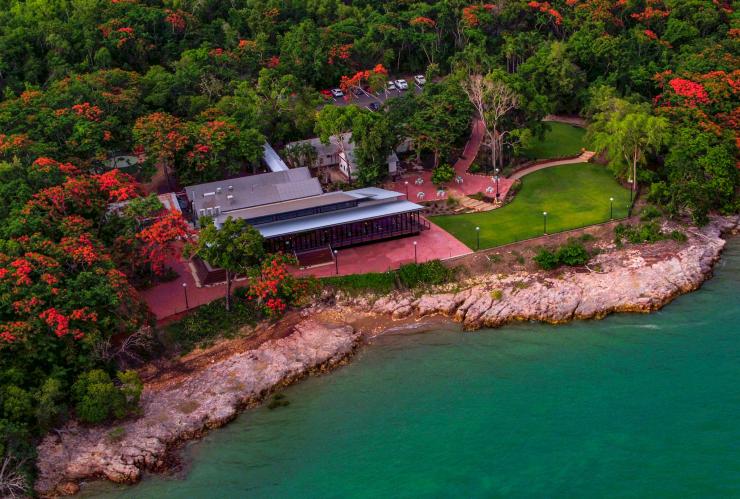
[246,255,313,318]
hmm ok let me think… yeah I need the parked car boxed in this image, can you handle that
[330,88,344,98]
[414,75,426,86]
[352,87,365,97]
[387,81,397,91]
[395,79,409,90]
[367,102,380,112]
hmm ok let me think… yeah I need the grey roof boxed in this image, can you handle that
[345,187,403,200]
[216,191,358,223]
[262,142,289,172]
[256,200,423,238]
[185,168,323,216]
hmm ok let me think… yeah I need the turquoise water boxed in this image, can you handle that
[88,241,740,498]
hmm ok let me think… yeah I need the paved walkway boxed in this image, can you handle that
[508,150,596,181]
[140,221,470,320]
[385,119,513,204]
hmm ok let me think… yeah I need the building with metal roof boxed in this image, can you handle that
[184,170,427,276]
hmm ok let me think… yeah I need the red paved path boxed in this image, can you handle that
[141,221,470,320]
[385,119,513,204]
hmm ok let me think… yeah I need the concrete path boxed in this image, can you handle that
[508,150,596,181]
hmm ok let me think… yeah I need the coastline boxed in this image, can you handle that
[35,215,738,497]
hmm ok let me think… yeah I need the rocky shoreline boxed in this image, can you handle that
[35,215,738,496]
[341,216,739,329]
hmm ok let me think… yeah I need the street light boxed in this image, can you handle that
[610,197,614,220]
[404,181,409,199]
[475,226,481,251]
[543,211,548,235]
[494,168,500,201]
[334,250,339,275]
[182,282,189,310]
[413,241,418,264]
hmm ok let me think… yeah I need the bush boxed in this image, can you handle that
[614,222,665,245]
[534,241,590,269]
[322,272,396,295]
[640,204,662,221]
[398,260,454,288]
[534,249,559,270]
[431,163,455,185]
[555,242,590,266]
[71,369,142,424]
[165,295,259,353]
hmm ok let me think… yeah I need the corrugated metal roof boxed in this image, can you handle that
[262,142,289,172]
[345,187,403,200]
[215,191,358,222]
[185,168,322,216]
[256,200,423,238]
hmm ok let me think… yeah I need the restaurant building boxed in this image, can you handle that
[184,168,426,281]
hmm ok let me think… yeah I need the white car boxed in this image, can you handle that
[387,81,397,91]
[414,75,426,86]
[330,88,344,98]
[395,79,409,90]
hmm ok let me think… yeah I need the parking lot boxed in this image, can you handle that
[324,76,424,110]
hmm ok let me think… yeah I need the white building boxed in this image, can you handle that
[284,133,409,180]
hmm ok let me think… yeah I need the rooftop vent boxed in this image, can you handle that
[203,192,216,197]
[216,187,222,194]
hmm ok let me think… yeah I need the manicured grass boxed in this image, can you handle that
[523,122,586,159]
[431,163,631,249]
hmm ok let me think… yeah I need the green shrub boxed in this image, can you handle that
[322,272,396,295]
[71,370,142,424]
[555,242,590,266]
[534,249,559,270]
[35,377,66,432]
[72,370,124,424]
[491,289,503,300]
[615,222,665,245]
[534,242,590,269]
[398,260,453,288]
[670,230,687,242]
[165,296,258,353]
[640,205,662,221]
[431,163,455,185]
[446,195,459,208]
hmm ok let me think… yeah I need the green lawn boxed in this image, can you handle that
[523,122,586,159]
[431,163,631,249]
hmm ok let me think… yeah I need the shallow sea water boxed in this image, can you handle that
[86,240,740,498]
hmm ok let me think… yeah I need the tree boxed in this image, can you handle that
[186,217,265,311]
[315,105,364,182]
[431,164,455,185]
[461,72,519,172]
[588,98,670,199]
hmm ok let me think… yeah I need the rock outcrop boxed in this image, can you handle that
[349,216,738,329]
[35,320,360,497]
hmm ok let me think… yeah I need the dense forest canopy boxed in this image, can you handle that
[0,0,737,494]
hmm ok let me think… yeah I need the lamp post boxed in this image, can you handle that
[334,250,339,275]
[404,181,409,199]
[413,241,418,264]
[610,197,614,220]
[182,282,189,310]
[475,226,480,251]
[543,211,548,235]
[494,168,500,201]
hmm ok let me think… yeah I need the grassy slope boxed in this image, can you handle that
[431,163,630,249]
[523,122,586,159]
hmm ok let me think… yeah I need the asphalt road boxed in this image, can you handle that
[324,78,424,111]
